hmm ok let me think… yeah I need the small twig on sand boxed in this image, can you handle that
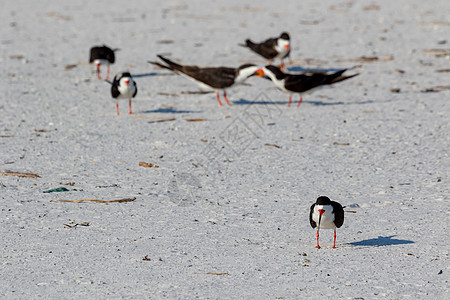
[50,197,136,203]
[185,118,207,122]
[64,222,90,228]
[264,143,281,149]
[139,162,159,168]
[0,171,40,178]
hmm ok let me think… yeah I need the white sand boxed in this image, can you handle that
[1,0,449,298]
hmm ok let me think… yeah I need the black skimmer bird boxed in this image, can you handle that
[89,45,118,80]
[110,72,137,115]
[241,32,291,70]
[309,196,344,249]
[148,55,259,106]
[256,65,359,107]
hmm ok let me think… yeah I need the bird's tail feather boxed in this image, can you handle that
[331,72,359,84]
[155,55,183,71]
[245,39,256,50]
[148,60,174,72]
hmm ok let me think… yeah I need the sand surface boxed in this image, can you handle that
[1,0,449,298]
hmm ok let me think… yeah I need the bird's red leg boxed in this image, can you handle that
[315,229,321,249]
[332,229,336,249]
[106,66,110,80]
[129,99,132,114]
[216,92,223,106]
[297,96,303,107]
[97,64,101,80]
[281,62,285,72]
[288,95,292,107]
[116,101,120,116]
[223,91,230,105]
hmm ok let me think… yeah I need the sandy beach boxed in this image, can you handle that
[1,0,449,298]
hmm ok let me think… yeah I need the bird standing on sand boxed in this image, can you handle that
[310,196,345,249]
[89,45,118,80]
[149,55,259,106]
[241,32,291,70]
[255,65,359,107]
[111,72,137,115]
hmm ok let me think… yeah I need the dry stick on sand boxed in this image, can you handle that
[65,61,91,70]
[0,171,40,178]
[139,162,159,168]
[185,118,207,122]
[264,143,281,148]
[50,197,136,203]
[333,142,350,146]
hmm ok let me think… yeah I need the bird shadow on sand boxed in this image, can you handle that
[233,98,379,106]
[131,72,159,78]
[141,107,202,114]
[232,98,287,105]
[304,99,378,106]
[286,66,359,73]
[348,235,414,247]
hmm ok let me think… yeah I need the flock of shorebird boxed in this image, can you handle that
[89,32,359,116]
[89,33,351,248]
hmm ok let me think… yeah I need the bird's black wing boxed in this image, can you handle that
[285,69,358,93]
[309,203,317,228]
[284,73,329,93]
[89,47,98,63]
[246,38,278,59]
[184,67,236,89]
[331,201,345,228]
[111,80,120,98]
[132,80,138,98]
[105,49,115,64]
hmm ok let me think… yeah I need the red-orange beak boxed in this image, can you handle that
[285,44,290,50]
[318,208,325,228]
[255,69,265,77]
[125,80,130,85]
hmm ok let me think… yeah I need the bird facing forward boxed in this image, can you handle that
[110,72,137,115]
[89,45,118,80]
[309,196,345,249]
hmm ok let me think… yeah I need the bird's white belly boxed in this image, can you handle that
[179,73,215,92]
[94,59,109,66]
[117,85,136,99]
[274,79,289,93]
[274,48,288,60]
[274,40,289,59]
[312,204,336,229]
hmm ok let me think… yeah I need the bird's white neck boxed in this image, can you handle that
[235,66,259,85]
[263,68,287,92]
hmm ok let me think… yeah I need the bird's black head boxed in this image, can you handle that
[113,72,133,82]
[121,72,132,78]
[316,196,331,205]
[265,65,285,80]
[236,63,257,76]
[280,32,290,40]
[237,63,256,71]
[103,45,120,52]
